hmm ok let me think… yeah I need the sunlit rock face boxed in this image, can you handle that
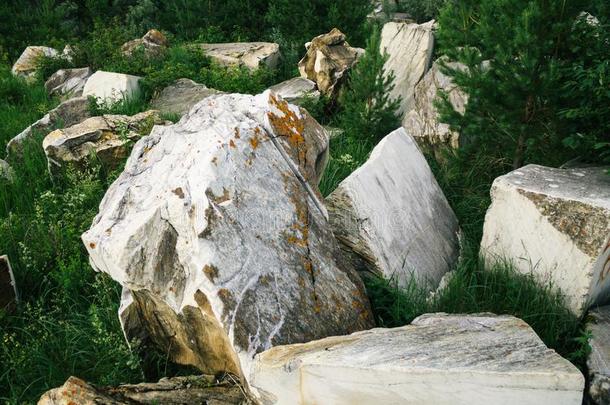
[380,21,435,120]
[251,313,584,405]
[481,164,610,316]
[326,128,460,290]
[298,28,364,98]
[82,91,374,386]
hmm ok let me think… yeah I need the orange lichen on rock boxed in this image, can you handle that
[267,94,307,165]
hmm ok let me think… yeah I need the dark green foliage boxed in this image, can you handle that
[338,26,400,144]
[436,0,609,170]
[266,0,372,45]
[397,0,447,22]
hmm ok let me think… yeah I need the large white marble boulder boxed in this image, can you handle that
[380,21,435,121]
[326,128,460,289]
[403,57,468,152]
[6,97,91,157]
[0,255,18,314]
[81,91,374,386]
[481,165,610,315]
[82,70,142,104]
[251,313,584,405]
[44,67,93,100]
[11,46,58,81]
[587,305,610,404]
[150,78,222,117]
[269,77,320,104]
[298,29,364,98]
[43,110,168,175]
[198,42,280,70]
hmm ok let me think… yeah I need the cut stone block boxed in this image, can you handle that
[82,70,142,104]
[7,97,91,157]
[326,128,460,289]
[11,46,58,81]
[0,255,18,313]
[380,21,435,120]
[198,42,280,70]
[269,77,320,104]
[81,91,374,387]
[251,313,584,405]
[587,305,610,405]
[403,57,468,153]
[43,110,168,175]
[481,165,610,315]
[150,78,222,117]
[44,67,93,100]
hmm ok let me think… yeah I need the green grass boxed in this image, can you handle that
[0,66,192,404]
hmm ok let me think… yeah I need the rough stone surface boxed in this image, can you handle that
[121,29,169,58]
[326,128,460,289]
[11,46,58,81]
[380,21,435,121]
[481,165,610,315]
[251,313,584,405]
[151,78,222,117]
[198,42,280,70]
[587,306,610,405]
[43,110,167,174]
[269,78,320,104]
[6,97,91,157]
[0,255,18,314]
[82,70,142,104]
[81,91,374,387]
[0,159,14,182]
[38,375,248,405]
[587,305,610,405]
[298,29,364,97]
[44,67,93,100]
[403,57,467,152]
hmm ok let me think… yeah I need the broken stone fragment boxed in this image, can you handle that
[0,159,14,182]
[298,28,364,98]
[43,110,168,175]
[121,29,169,58]
[44,67,93,100]
[0,255,18,314]
[380,20,435,120]
[37,374,248,405]
[403,57,468,155]
[81,91,374,389]
[82,70,142,104]
[6,96,91,158]
[198,42,281,70]
[587,305,610,405]
[11,46,58,81]
[269,77,320,105]
[326,127,460,289]
[481,165,610,316]
[151,78,222,117]
[250,313,584,405]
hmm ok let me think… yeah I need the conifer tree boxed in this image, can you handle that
[436,0,608,169]
[338,26,401,144]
